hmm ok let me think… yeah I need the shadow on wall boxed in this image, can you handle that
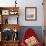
[18,26,43,44]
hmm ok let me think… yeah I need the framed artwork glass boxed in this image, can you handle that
[25,7,37,21]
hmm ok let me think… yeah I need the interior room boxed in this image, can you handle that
[0,0,45,46]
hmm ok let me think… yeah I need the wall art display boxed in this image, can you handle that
[25,7,37,21]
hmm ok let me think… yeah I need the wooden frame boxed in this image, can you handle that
[0,15,1,24]
[0,7,19,16]
[0,7,19,24]
[0,32,1,41]
[25,7,37,21]
[0,7,19,46]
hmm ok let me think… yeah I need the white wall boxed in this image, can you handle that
[0,0,44,26]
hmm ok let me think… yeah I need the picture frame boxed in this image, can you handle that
[25,7,37,21]
[2,10,9,15]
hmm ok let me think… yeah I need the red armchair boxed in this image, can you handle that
[21,28,41,46]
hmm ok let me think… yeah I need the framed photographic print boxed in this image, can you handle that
[25,7,37,21]
[2,10,9,15]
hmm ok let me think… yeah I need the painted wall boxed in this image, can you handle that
[0,0,44,26]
